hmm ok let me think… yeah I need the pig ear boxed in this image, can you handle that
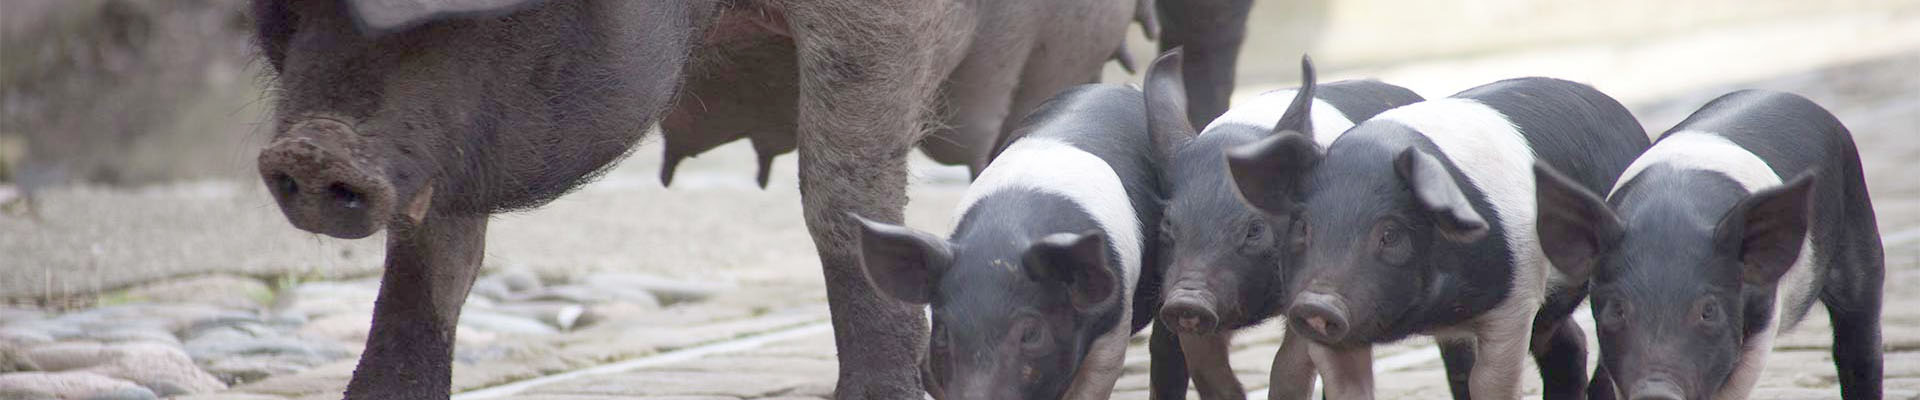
[1271,55,1318,140]
[1145,48,1197,165]
[347,0,548,34]
[851,213,953,305]
[1533,162,1622,281]
[1393,148,1488,242]
[1715,172,1815,286]
[1226,131,1321,215]
[1023,231,1118,312]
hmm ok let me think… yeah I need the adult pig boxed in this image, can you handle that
[854,84,1166,400]
[249,0,1146,398]
[1141,50,1423,400]
[1534,90,1883,400]
[1228,77,1651,399]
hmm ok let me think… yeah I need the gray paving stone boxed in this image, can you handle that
[523,371,810,398]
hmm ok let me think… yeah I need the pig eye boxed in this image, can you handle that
[1015,319,1050,353]
[1380,223,1404,248]
[1375,220,1413,264]
[1600,302,1628,331]
[1239,219,1270,250]
[1698,300,1723,325]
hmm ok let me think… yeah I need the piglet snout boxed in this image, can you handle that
[1287,291,1350,342]
[258,119,395,239]
[1628,378,1684,400]
[1160,289,1220,334]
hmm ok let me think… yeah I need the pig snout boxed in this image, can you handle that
[258,119,396,239]
[1160,288,1221,334]
[1287,291,1350,342]
[1627,377,1686,400]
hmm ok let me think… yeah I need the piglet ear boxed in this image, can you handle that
[1023,231,1118,312]
[1145,48,1197,165]
[1227,131,1321,215]
[1271,55,1318,140]
[1717,172,1815,286]
[851,213,953,305]
[1394,148,1488,242]
[1533,162,1622,281]
[347,0,548,35]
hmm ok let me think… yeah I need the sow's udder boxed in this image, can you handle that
[257,119,396,239]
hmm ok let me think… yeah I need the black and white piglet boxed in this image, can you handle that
[1229,77,1651,399]
[1534,90,1883,400]
[853,84,1166,400]
[1141,50,1424,400]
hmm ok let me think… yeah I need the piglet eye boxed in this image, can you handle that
[1380,224,1404,248]
[1699,301,1722,324]
[1019,322,1049,352]
[1600,302,1628,331]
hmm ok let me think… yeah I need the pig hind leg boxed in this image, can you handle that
[1528,318,1589,400]
[1820,241,1884,400]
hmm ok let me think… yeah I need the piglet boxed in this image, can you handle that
[1534,90,1883,400]
[1141,49,1424,400]
[1229,77,1651,399]
[853,83,1169,400]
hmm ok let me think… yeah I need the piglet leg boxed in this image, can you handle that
[1064,317,1134,400]
[1530,318,1589,400]
[1265,331,1317,400]
[1438,338,1475,400]
[343,213,487,399]
[1150,320,1193,400]
[1180,331,1245,399]
[1822,246,1884,400]
[1465,303,1538,400]
[1308,343,1373,400]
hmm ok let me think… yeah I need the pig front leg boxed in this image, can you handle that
[1530,318,1589,400]
[1438,337,1475,400]
[1064,311,1134,400]
[1586,364,1616,400]
[1151,320,1193,400]
[1265,331,1316,400]
[789,3,961,398]
[1154,0,1251,126]
[1179,331,1246,399]
[1306,342,1374,400]
[1461,301,1540,400]
[1821,242,1884,400]
[344,212,487,399]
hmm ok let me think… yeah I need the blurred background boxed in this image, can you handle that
[2,0,1917,398]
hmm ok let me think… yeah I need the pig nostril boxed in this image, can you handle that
[328,183,363,210]
[271,173,298,195]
